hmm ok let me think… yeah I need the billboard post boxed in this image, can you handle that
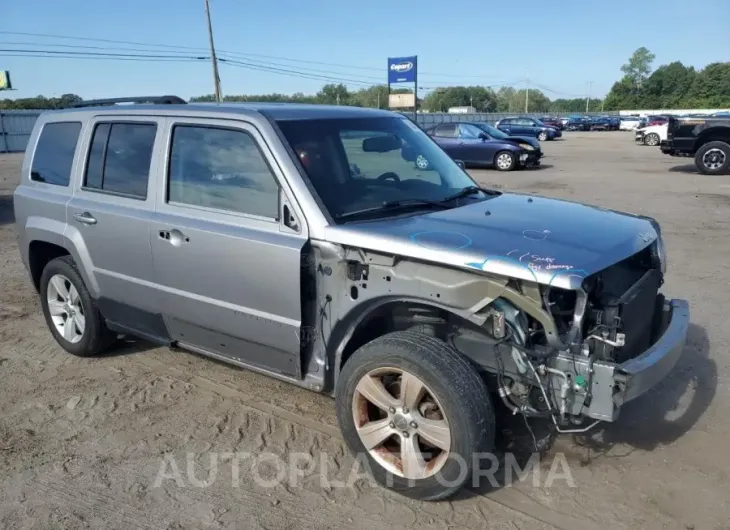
[387,56,417,121]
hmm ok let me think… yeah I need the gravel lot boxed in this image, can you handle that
[1,132,728,529]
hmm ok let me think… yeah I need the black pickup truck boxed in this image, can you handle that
[660,116,730,175]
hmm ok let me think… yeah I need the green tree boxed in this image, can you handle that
[686,62,730,108]
[621,46,656,87]
[422,86,496,112]
[641,62,696,108]
[316,83,351,105]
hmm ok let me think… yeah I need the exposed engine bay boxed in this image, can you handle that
[312,234,683,440]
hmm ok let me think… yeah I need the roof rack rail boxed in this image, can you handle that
[71,95,187,108]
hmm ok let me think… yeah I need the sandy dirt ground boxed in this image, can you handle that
[0,132,729,529]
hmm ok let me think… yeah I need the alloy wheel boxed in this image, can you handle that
[46,274,85,344]
[352,367,451,480]
[496,153,514,170]
[415,155,430,170]
[702,148,726,170]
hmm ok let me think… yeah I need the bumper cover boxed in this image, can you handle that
[553,298,690,422]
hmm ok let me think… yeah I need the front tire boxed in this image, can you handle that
[336,331,495,501]
[537,131,548,141]
[644,133,660,146]
[694,141,730,175]
[40,256,114,357]
[494,150,517,171]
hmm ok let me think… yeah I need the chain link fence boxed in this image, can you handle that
[0,111,41,153]
[1,109,620,153]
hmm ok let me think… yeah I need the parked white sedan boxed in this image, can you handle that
[620,117,643,131]
[635,123,668,146]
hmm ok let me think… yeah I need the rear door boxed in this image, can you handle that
[430,123,461,157]
[149,117,308,378]
[66,117,165,337]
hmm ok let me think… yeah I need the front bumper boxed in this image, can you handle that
[519,153,542,167]
[553,298,690,422]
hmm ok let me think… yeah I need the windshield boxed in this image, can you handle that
[276,117,482,221]
[530,118,546,126]
[473,122,508,139]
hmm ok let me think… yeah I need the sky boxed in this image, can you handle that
[2,0,729,101]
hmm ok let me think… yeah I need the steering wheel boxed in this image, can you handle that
[376,172,401,183]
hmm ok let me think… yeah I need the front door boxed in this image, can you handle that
[150,118,308,378]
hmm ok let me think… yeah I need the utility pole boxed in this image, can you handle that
[336,93,340,105]
[204,0,222,102]
[586,81,592,113]
[377,92,380,109]
[525,74,529,113]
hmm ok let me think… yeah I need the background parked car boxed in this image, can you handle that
[494,116,561,141]
[538,116,564,130]
[646,115,669,127]
[620,116,643,130]
[635,123,668,146]
[421,122,540,170]
[565,117,590,131]
[589,117,619,131]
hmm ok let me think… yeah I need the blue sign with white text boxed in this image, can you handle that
[388,56,417,84]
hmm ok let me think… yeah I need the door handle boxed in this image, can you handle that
[73,212,97,225]
[158,229,189,246]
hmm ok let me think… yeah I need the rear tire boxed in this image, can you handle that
[494,150,517,171]
[694,141,730,175]
[40,256,115,357]
[336,331,495,501]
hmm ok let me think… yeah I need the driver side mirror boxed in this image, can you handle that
[454,160,466,170]
[478,132,488,140]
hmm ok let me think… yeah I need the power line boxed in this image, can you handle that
[0,30,523,82]
[0,48,208,60]
[219,58,375,86]
[0,53,204,63]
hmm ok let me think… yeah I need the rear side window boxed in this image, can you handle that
[84,122,157,199]
[31,121,82,186]
[433,123,457,137]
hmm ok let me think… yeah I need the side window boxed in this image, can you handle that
[167,125,279,219]
[434,123,457,137]
[84,122,156,199]
[458,124,481,139]
[516,118,532,126]
[31,121,82,186]
[500,119,512,126]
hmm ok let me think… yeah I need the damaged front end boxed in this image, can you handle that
[319,232,688,434]
[474,240,689,430]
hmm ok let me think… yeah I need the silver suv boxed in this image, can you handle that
[14,96,690,500]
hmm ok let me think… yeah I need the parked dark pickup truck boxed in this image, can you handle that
[661,116,730,175]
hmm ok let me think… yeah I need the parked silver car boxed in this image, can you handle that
[14,96,689,501]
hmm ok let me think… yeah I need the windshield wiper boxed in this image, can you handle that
[440,185,500,203]
[336,198,450,221]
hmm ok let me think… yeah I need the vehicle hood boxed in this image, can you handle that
[504,135,541,149]
[323,193,659,290]
[484,139,527,152]
[640,124,668,134]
